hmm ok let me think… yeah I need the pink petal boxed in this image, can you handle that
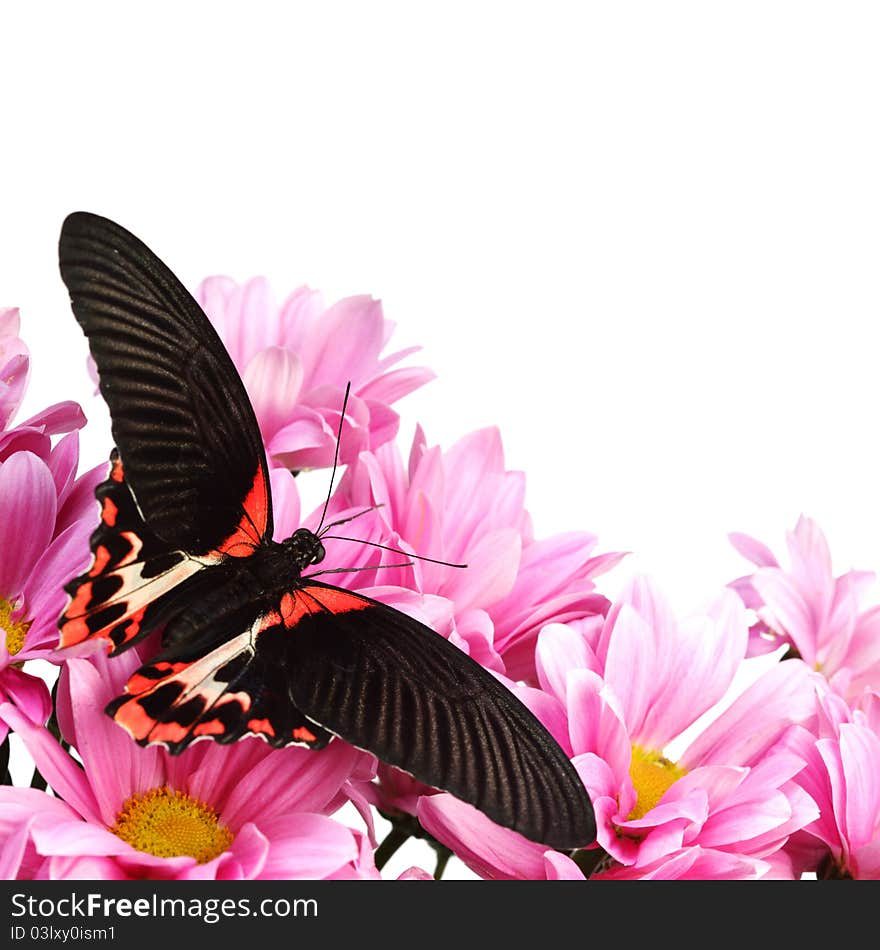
[751,569,816,663]
[0,354,29,429]
[219,740,361,829]
[258,814,363,879]
[397,866,434,880]
[194,275,238,333]
[268,413,337,471]
[20,521,96,651]
[301,295,385,389]
[439,528,521,612]
[595,846,768,880]
[840,722,880,850]
[224,277,279,368]
[0,702,101,823]
[243,346,304,442]
[216,823,269,880]
[55,461,104,536]
[788,515,833,589]
[30,820,134,857]
[0,815,38,879]
[601,602,656,738]
[17,401,86,436]
[728,532,780,568]
[361,398,401,451]
[0,666,52,726]
[543,850,585,879]
[681,660,819,769]
[64,658,165,824]
[536,622,600,704]
[46,432,80,511]
[358,365,435,406]
[567,670,631,784]
[417,793,549,880]
[0,451,57,596]
[637,590,747,749]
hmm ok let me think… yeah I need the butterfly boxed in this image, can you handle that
[56,211,596,850]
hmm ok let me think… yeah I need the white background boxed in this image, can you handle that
[2,3,879,879]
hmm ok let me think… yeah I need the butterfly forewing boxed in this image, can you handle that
[59,212,272,554]
[284,582,596,849]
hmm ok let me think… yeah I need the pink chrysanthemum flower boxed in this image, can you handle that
[0,309,29,428]
[729,515,880,700]
[195,277,434,471]
[0,647,378,880]
[417,577,821,879]
[0,343,100,738]
[780,687,880,879]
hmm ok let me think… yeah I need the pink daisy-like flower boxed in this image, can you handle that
[417,577,821,879]
[0,646,378,880]
[729,515,880,700]
[780,687,880,879]
[0,308,29,428]
[0,397,100,739]
[195,276,434,471]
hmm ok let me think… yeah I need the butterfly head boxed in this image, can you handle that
[283,528,326,571]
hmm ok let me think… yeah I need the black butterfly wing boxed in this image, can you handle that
[284,581,596,850]
[58,211,272,556]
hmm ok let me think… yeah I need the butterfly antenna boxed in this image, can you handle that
[316,381,352,535]
[320,535,467,569]
[305,562,415,579]
[317,503,385,537]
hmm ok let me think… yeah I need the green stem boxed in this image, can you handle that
[433,848,452,880]
[374,825,412,871]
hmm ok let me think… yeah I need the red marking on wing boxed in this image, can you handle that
[101,497,118,527]
[110,456,124,483]
[65,580,95,623]
[58,616,90,648]
[292,726,316,742]
[248,717,276,737]
[213,464,270,558]
[118,606,147,643]
[112,696,156,742]
[301,585,372,614]
[144,720,191,745]
[278,585,371,630]
[259,609,282,631]
[126,661,187,694]
[89,545,112,578]
[193,720,227,738]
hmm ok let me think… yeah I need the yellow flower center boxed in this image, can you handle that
[112,787,233,864]
[0,598,30,657]
[627,746,686,820]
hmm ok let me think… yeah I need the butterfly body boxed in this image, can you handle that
[56,211,597,849]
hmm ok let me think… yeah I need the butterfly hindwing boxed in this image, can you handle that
[282,581,597,850]
[58,449,221,656]
[58,211,272,555]
[105,600,331,753]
